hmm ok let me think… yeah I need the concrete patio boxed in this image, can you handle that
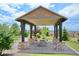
[17,41,78,54]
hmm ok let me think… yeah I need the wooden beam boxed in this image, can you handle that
[21,22,25,42]
[55,18,66,25]
[16,19,35,26]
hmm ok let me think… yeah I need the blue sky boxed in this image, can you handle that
[0,3,79,31]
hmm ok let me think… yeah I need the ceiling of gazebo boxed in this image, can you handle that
[16,6,67,25]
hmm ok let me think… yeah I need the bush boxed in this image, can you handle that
[23,31,29,37]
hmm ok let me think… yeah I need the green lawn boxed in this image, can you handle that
[17,53,79,56]
[66,41,79,51]
[31,53,79,56]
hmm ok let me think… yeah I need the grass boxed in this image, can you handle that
[69,37,78,42]
[31,53,79,56]
[66,41,79,51]
[16,53,79,56]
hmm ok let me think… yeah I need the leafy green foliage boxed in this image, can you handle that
[0,32,13,50]
[23,31,29,37]
[0,23,19,55]
[36,33,41,38]
[62,27,69,41]
[40,27,49,37]
[36,27,49,40]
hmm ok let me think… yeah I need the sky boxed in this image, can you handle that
[0,3,79,31]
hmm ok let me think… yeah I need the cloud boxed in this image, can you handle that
[13,11,26,19]
[0,3,27,24]
[28,3,54,9]
[8,3,21,9]
[58,4,79,31]
[0,0,58,3]
[0,13,14,24]
[0,4,18,14]
[59,4,79,18]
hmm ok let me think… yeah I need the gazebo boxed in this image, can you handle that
[16,6,67,43]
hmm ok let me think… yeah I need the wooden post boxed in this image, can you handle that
[55,25,58,39]
[21,22,25,42]
[59,22,62,42]
[54,25,56,38]
[54,25,58,39]
[30,25,32,39]
[34,25,36,37]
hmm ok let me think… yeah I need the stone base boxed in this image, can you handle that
[18,42,26,49]
[28,38,33,45]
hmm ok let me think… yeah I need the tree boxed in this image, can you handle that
[0,23,16,55]
[10,23,20,36]
[62,27,69,41]
[0,23,9,33]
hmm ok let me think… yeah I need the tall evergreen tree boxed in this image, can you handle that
[63,27,69,41]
